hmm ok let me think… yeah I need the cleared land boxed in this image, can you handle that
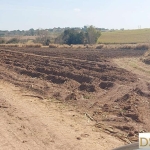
[0,47,150,149]
[98,29,150,44]
[0,81,124,150]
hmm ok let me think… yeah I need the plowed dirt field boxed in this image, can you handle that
[0,47,150,149]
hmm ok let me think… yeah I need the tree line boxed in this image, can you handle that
[0,26,101,45]
[55,26,101,44]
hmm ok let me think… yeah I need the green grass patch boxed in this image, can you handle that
[98,29,150,44]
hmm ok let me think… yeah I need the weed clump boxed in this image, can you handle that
[49,44,58,48]
[96,44,104,49]
[134,44,149,50]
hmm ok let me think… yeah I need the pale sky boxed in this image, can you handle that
[0,0,150,30]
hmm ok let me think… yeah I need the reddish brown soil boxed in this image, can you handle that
[1,47,146,60]
[0,47,150,144]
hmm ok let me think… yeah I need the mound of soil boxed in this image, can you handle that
[65,93,77,100]
[134,88,150,98]
[115,94,130,102]
[79,83,96,92]
[99,81,114,90]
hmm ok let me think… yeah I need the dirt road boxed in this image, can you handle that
[0,80,124,150]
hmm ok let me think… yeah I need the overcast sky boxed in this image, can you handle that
[0,0,150,30]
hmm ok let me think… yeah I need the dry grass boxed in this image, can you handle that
[23,44,42,48]
[59,44,71,48]
[120,45,133,49]
[0,44,42,48]
[112,44,149,50]
[49,44,58,48]
[95,44,104,49]
[0,43,149,51]
[49,44,87,49]
[0,44,19,47]
[134,44,149,50]
[43,43,149,50]
[70,44,86,49]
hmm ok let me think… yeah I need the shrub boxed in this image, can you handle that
[6,38,19,44]
[134,44,149,50]
[45,39,50,46]
[0,38,5,44]
[96,44,104,49]
[63,29,85,45]
[143,56,150,65]
[120,45,132,49]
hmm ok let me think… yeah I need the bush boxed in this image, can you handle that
[96,44,104,49]
[45,39,50,46]
[63,29,85,45]
[120,45,132,49]
[6,38,19,44]
[143,56,150,64]
[134,44,149,50]
[0,38,5,44]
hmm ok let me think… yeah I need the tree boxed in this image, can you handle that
[86,26,101,44]
[55,26,101,45]
[57,29,85,45]
[34,29,51,45]
[45,39,50,45]
[29,28,35,36]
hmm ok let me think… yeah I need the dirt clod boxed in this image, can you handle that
[99,81,114,90]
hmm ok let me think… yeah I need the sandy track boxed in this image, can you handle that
[0,80,123,150]
[113,57,150,81]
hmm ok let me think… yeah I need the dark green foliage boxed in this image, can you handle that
[29,28,35,36]
[56,26,101,45]
[62,29,85,45]
[45,39,51,45]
